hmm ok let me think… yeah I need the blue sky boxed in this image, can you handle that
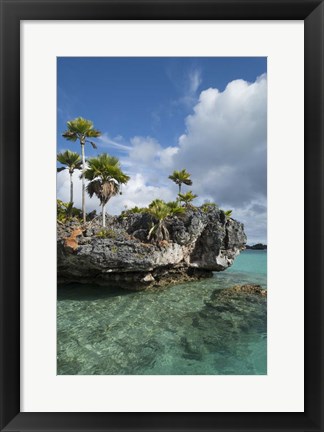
[57,57,267,244]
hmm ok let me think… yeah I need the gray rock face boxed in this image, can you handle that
[57,208,247,290]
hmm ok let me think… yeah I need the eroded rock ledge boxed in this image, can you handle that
[57,207,247,290]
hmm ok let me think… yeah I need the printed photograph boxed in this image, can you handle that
[57,57,267,375]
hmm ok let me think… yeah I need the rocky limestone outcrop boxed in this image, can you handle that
[57,207,247,290]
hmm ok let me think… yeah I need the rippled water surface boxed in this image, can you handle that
[57,250,267,375]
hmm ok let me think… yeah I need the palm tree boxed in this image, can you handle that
[147,200,185,242]
[57,150,82,204]
[178,191,198,207]
[168,169,193,195]
[84,153,130,227]
[62,117,101,222]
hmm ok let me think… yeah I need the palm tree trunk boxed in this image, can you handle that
[102,204,106,228]
[179,183,181,195]
[70,171,73,204]
[81,142,86,223]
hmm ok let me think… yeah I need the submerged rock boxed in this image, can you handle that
[57,207,246,290]
[179,284,267,372]
[212,284,267,298]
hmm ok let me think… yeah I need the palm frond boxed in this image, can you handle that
[85,154,130,184]
[147,200,172,221]
[149,199,165,208]
[63,117,101,142]
[178,191,197,203]
[86,179,101,199]
[224,210,233,220]
[87,129,101,138]
[182,179,193,186]
[89,140,98,149]
[84,153,130,206]
[166,201,186,216]
[101,181,118,204]
[57,150,82,172]
[67,117,94,134]
[146,200,181,242]
[168,169,192,185]
[62,131,78,142]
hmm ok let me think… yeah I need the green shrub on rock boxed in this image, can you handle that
[96,229,117,239]
[120,206,146,217]
[201,202,218,213]
[57,199,82,223]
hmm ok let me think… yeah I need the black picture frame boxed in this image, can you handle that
[0,0,323,431]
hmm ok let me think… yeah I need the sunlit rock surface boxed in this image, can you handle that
[57,207,247,289]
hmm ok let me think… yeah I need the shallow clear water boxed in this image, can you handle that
[57,250,267,375]
[217,249,267,287]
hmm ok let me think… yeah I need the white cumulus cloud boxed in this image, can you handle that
[57,74,267,243]
[173,74,267,206]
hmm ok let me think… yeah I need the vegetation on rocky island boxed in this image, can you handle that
[57,199,82,223]
[84,153,130,228]
[62,117,101,223]
[168,169,192,196]
[96,228,117,239]
[178,191,198,207]
[57,150,82,204]
[147,199,185,242]
[57,116,233,234]
[201,202,218,212]
[224,210,233,220]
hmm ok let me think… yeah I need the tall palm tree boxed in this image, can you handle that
[62,117,101,222]
[57,150,82,204]
[168,169,193,195]
[84,153,130,227]
[178,191,198,207]
[147,199,185,242]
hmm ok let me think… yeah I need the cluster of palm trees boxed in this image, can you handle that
[57,117,130,227]
[168,169,197,207]
[146,199,185,242]
[144,169,198,242]
[57,117,226,239]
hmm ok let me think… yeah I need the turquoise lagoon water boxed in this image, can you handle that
[57,250,267,375]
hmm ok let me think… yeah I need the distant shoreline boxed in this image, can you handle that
[245,243,267,250]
